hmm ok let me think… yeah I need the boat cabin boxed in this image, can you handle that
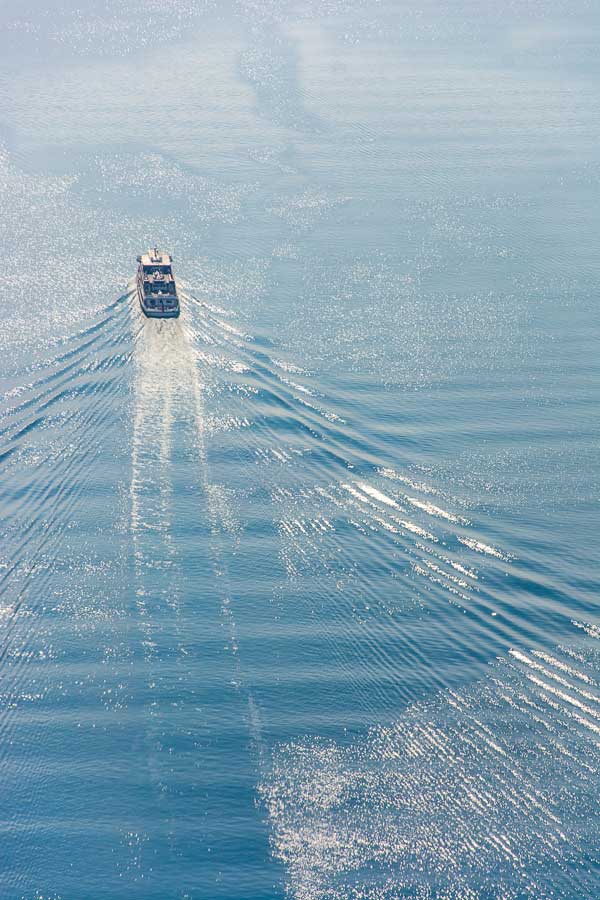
[137,251,176,295]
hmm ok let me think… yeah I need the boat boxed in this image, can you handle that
[136,249,180,318]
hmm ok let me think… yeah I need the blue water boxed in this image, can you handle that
[1,1,600,897]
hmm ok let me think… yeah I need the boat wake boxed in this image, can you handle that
[128,304,266,812]
[0,292,133,668]
[178,290,600,900]
[1,284,597,895]
[180,289,585,698]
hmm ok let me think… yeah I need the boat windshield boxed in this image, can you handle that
[143,265,171,276]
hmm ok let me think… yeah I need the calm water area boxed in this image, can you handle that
[0,1,599,897]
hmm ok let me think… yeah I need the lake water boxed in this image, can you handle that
[1,1,600,897]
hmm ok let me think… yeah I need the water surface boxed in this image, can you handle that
[1,2,599,897]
